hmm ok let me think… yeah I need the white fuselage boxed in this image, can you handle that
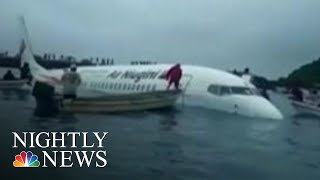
[47,64,283,120]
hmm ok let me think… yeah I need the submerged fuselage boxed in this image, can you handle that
[47,64,283,120]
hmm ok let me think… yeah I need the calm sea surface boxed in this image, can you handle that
[0,88,320,180]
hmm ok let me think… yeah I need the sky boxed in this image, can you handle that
[0,0,320,79]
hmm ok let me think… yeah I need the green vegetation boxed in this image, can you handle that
[0,55,95,69]
[277,57,320,88]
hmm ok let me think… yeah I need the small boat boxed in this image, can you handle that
[291,100,320,117]
[0,79,28,89]
[60,90,182,113]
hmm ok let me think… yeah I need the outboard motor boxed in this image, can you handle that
[32,81,59,117]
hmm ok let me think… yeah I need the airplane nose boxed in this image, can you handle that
[235,96,283,120]
[253,98,283,120]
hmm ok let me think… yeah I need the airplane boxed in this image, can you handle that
[18,17,283,120]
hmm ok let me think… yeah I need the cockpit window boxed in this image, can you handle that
[250,88,261,96]
[230,87,253,95]
[220,86,231,95]
[207,84,254,96]
[207,85,220,95]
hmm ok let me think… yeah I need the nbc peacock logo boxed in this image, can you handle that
[13,151,40,167]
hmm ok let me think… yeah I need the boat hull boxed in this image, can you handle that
[61,90,181,113]
[291,100,320,117]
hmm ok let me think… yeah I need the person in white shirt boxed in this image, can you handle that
[60,64,81,99]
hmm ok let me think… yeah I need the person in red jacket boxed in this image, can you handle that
[166,64,182,90]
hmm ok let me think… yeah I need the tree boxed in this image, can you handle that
[101,58,106,65]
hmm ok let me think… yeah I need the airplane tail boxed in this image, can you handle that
[18,16,55,83]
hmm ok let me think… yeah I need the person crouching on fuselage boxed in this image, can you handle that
[166,64,182,90]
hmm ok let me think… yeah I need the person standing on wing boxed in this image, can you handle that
[61,64,81,99]
[166,63,182,90]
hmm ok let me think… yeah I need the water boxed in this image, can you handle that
[1,88,320,180]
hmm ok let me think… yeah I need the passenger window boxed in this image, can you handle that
[123,83,127,90]
[141,85,145,91]
[110,83,114,90]
[207,85,220,95]
[118,83,122,90]
[146,84,151,92]
[127,84,131,90]
[137,84,140,91]
[132,84,136,91]
[152,84,156,91]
